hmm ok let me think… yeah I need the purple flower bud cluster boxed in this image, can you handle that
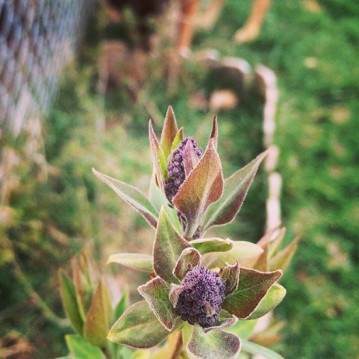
[175,266,226,328]
[164,137,202,202]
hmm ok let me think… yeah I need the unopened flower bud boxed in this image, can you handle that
[165,137,202,202]
[174,266,225,328]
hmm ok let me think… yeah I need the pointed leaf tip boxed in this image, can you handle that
[107,253,153,272]
[209,114,218,148]
[203,150,268,231]
[160,106,179,157]
[93,168,158,228]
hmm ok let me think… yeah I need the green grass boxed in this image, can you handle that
[2,0,359,357]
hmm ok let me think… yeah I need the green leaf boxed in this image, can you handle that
[92,168,158,228]
[153,208,190,282]
[203,151,267,231]
[201,241,263,269]
[173,139,224,238]
[241,338,284,359]
[59,270,84,334]
[223,268,282,319]
[190,237,232,255]
[138,276,177,330]
[83,279,112,347]
[72,257,93,321]
[108,301,172,348]
[160,106,179,157]
[247,283,286,320]
[113,288,129,322]
[148,181,181,230]
[219,262,240,295]
[269,236,301,271]
[227,319,257,339]
[66,334,106,359]
[108,253,153,272]
[173,247,201,280]
[149,119,168,183]
[187,326,241,359]
[170,128,184,152]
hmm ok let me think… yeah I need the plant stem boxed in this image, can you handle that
[170,331,183,359]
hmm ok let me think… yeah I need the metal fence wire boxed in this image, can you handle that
[0,0,96,204]
[0,0,95,135]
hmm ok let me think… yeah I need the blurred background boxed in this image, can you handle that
[1,0,358,358]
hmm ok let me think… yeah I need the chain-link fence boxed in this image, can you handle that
[0,0,96,204]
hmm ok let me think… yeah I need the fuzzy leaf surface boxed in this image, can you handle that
[190,237,232,255]
[93,168,158,228]
[223,268,282,319]
[203,151,267,231]
[219,262,240,295]
[153,208,190,282]
[108,253,153,272]
[59,270,83,334]
[187,326,241,359]
[108,301,171,348]
[65,335,106,359]
[138,276,177,330]
[201,241,263,269]
[173,247,201,280]
[83,279,112,347]
[173,139,223,238]
[247,283,286,320]
[202,310,238,333]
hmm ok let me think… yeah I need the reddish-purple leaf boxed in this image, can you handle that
[209,115,218,148]
[223,267,282,319]
[160,106,179,157]
[203,151,267,231]
[173,139,224,238]
[153,208,190,282]
[183,139,201,177]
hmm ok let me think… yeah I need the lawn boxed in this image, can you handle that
[1,0,358,358]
